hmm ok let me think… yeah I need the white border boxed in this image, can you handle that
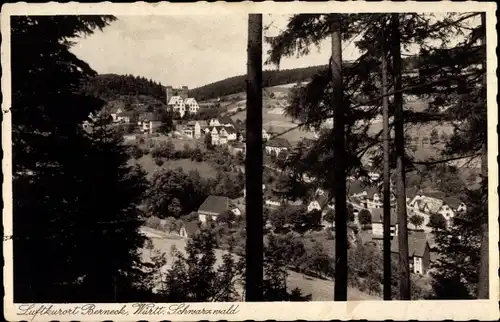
[2,2,498,321]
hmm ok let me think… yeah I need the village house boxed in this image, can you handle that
[184,98,200,114]
[111,109,134,124]
[264,190,282,208]
[209,118,221,127]
[265,138,291,155]
[391,234,431,275]
[137,112,162,134]
[168,96,186,117]
[110,107,123,122]
[262,129,271,141]
[307,190,333,213]
[179,221,200,239]
[231,207,242,217]
[370,208,398,239]
[219,116,236,128]
[197,195,230,223]
[229,141,246,155]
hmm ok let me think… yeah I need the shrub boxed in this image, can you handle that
[144,216,162,230]
[154,157,164,166]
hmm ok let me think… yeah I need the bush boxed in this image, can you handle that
[154,157,164,166]
[428,213,447,229]
[144,216,162,230]
[358,209,372,226]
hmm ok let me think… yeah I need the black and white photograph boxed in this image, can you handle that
[1,2,498,321]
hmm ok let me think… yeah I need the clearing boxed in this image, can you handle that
[130,155,217,179]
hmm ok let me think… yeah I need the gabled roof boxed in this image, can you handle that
[198,195,230,214]
[443,197,463,210]
[391,236,428,258]
[421,196,443,213]
[139,112,160,121]
[184,98,197,104]
[181,221,200,236]
[225,127,237,134]
[220,116,234,125]
[168,96,184,105]
[197,120,208,128]
[316,193,331,208]
[117,111,134,117]
[370,208,398,225]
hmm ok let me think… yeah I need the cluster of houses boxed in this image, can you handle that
[175,117,292,155]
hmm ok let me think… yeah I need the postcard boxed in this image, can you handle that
[1,1,498,321]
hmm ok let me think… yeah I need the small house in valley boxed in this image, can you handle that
[370,208,398,239]
[265,138,291,155]
[391,235,431,275]
[179,221,200,239]
[197,195,230,223]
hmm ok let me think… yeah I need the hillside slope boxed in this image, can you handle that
[190,65,328,101]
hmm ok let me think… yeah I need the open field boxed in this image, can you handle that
[139,226,378,301]
[129,155,217,179]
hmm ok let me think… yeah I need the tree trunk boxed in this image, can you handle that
[477,11,489,300]
[381,18,392,301]
[390,13,411,300]
[331,14,348,301]
[245,13,264,302]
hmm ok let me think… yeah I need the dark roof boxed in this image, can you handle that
[117,111,134,117]
[220,116,234,125]
[370,208,398,225]
[181,221,200,236]
[198,195,230,214]
[391,236,428,258]
[316,193,331,208]
[267,137,291,148]
[443,197,463,210]
[225,127,237,134]
[139,112,160,121]
[348,180,364,195]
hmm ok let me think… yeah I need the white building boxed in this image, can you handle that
[168,96,186,117]
[184,98,200,114]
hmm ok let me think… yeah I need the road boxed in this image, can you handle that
[139,227,378,301]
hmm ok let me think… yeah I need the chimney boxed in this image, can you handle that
[181,86,189,100]
[166,86,173,105]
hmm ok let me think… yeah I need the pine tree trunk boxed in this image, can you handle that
[381,19,392,301]
[331,14,348,301]
[477,11,489,299]
[245,13,264,302]
[390,13,411,300]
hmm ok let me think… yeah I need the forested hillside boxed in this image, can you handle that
[189,65,328,101]
[190,56,422,101]
[82,74,167,103]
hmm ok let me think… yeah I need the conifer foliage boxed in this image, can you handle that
[11,15,150,302]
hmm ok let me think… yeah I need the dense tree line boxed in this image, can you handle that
[11,15,154,302]
[81,73,167,103]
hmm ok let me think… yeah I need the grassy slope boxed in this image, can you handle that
[139,226,379,301]
[129,154,217,180]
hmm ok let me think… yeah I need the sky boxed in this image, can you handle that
[70,13,476,89]
[70,14,357,89]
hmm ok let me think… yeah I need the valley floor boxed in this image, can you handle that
[139,226,379,301]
